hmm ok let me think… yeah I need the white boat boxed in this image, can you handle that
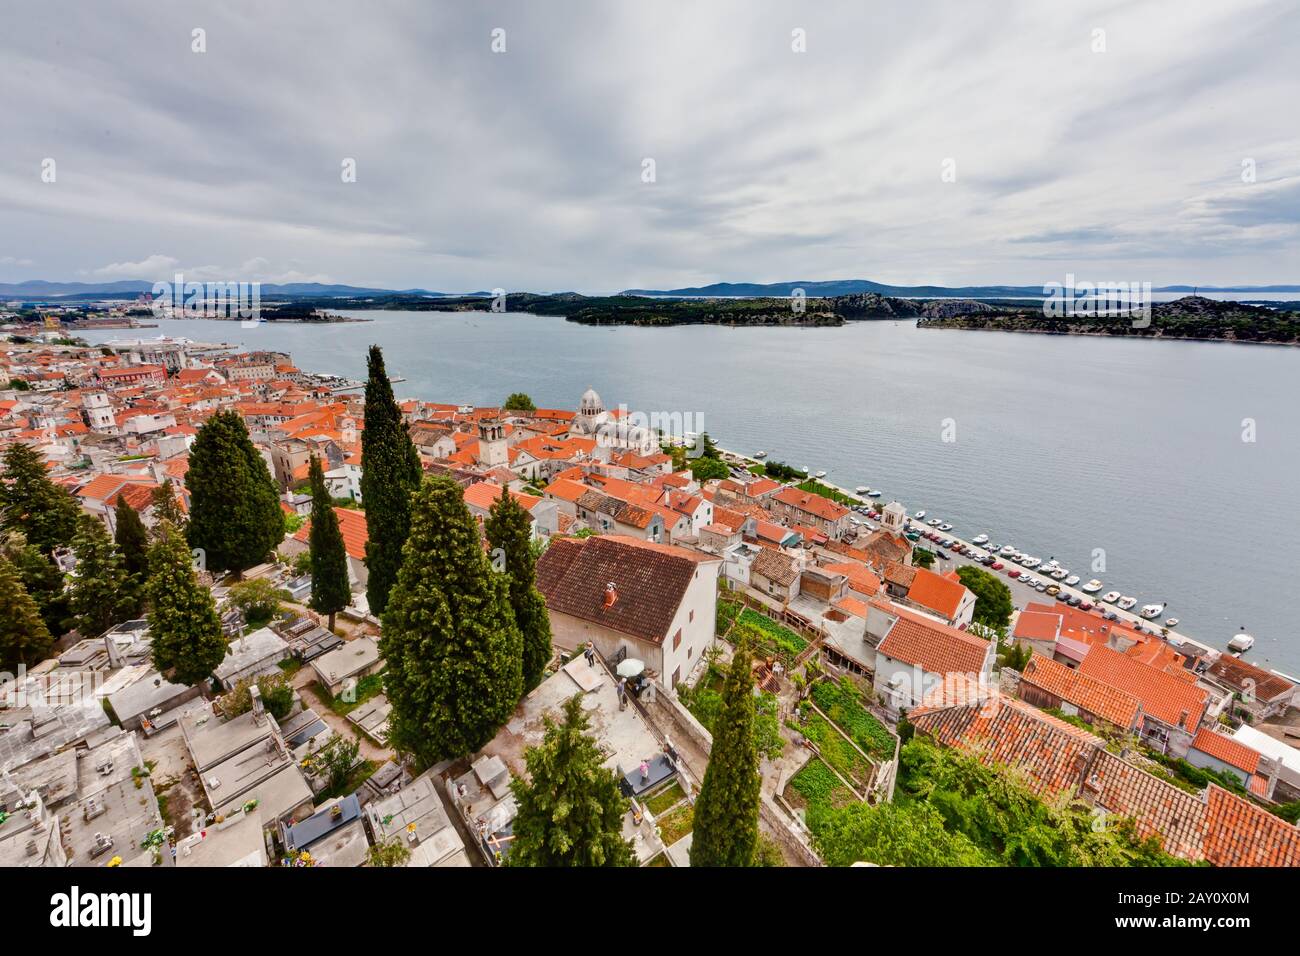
[914,510,926,519]
[753,451,767,459]
[1101,590,1121,604]
[1228,632,1255,653]
[1139,603,1165,620]
[855,486,869,495]
[972,534,989,545]
[1064,575,1080,586]
[801,465,810,473]
[1164,618,1179,628]
[928,518,941,526]
[814,470,827,478]
[867,489,881,497]
[939,523,953,532]
[1050,569,1069,581]
[1082,579,1104,593]
[1000,545,1016,556]
[1117,596,1137,611]
[1021,557,1040,568]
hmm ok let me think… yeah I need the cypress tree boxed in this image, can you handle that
[68,515,137,638]
[114,497,150,580]
[484,488,552,689]
[0,553,53,671]
[148,522,227,686]
[149,479,187,534]
[2,534,70,637]
[380,475,522,764]
[0,443,80,555]
[507,693,636,868]
[690,637,761,867]
[360,345,421,616]
[185,410,283,577]
[307,456,351,629]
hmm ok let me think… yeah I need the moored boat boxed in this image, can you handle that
[753,450,767,459]
[1082,579,1104,593]
[1101,590,1121,604]
[1117,595,1137,610]
[855,486,869,494]
[973,534,989,545]
[1228,631,1255,653]
[1140,602,1165,620]
[1164,618,1179,628]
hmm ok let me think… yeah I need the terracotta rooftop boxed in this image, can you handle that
[536,534,717,644]
[1078,643,1208,732]
[1020,653,1142,729]
[1191,727,1262,775]
[876,601,990,678]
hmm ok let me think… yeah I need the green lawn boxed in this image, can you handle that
[738,608,808,659]
[645,781,686,817]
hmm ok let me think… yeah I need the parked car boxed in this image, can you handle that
[991,561,1004,570]
[935,550,950,560]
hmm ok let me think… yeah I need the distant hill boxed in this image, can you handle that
[0,280,454,299]
[622,279,1300,297]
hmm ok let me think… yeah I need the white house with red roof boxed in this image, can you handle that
[866,600,996,710]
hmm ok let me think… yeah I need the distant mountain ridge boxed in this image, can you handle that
[621,279,1300,297]
[0,280,454,298]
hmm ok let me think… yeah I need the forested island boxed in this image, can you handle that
[916,296,1300,345]
[250,290,1300,342]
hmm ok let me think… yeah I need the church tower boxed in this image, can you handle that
[477,419,508,469]
[880,501,908,537]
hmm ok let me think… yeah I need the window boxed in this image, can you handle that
[689,610,694,623]
[672,629,682,650]
[671,667,680,688]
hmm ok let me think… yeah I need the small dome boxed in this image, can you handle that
[580,387,603,413]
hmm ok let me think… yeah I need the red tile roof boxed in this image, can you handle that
[1078,644,1207,731]
[536,534,716,644]
[294,507,368,560]
[1191,727,1261,775]
[876,601,991,678]
[905,566,967,620]
[1020,653,1141,729]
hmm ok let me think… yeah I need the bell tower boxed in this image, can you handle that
[477,419,508,469]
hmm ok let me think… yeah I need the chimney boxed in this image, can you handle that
[603,582,618,609]
[250,683,266,725]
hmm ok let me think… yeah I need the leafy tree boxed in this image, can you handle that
[998,640,1033,672]
[225,577,288,629]
[0,553,53,670]
[689,456,730,482]
[148,522,227,686]
[185,410,284,577]
[503,392,536,413]
[367,839,412,867]
[380,475,523,764]
[690,638,761,866]
[113,497,150,580]
[360,346,422,616]
[310,733,360,793]
[307,456,351,629]
[813,799,991,867]
[484,488,552,689]
[149,479,187,534]
[68,516,137,637]
[2,534,70,637]
[220,672,294,721]
[507,693,635,867]
[912,547,935,570]
[0,443,80,555]
[956,565,1014,632]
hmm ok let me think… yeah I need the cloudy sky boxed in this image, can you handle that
[1,0,1297,292]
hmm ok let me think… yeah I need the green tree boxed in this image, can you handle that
[185,410,284,577]
[0,443,80,555]
[689,456,730,482]
[311,733,360,793]
[813,799,991,867]
[380,475,523,764]
[307,456,351,630]
[690,638,761,866]
[367,839,412,867]
[360,346,422,616]
[68,516,137,637]
[225,577,288,629]
[484,488,552,690]
[956,565,1014,632]
[113,497,150,580]
[913,547,935,570]
[149,479,187,534]
[507,693,636,868]
[220,672,294,721]
[0,554,53,670]
[148,523,227,686]
[503,392,536,413]
[2,534,70,637]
